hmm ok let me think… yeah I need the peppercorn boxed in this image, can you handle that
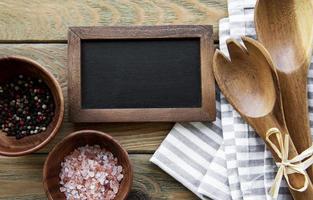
[0,74,55,139]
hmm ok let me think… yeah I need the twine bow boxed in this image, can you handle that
[266,128,313,198]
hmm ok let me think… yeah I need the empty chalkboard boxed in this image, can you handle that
[68,26,215,122]
[81,39,201,109]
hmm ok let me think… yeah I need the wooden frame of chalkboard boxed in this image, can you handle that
[68,25,215,122]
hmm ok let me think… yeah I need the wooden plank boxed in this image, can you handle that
[42,122,173,153]
[0,0,227,42]
[0,154,198,200]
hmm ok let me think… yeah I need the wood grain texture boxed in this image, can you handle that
[0,0,227,42]
[0,154,198,200]
[42,122,173,154]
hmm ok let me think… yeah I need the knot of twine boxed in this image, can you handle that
[266,128,313,198]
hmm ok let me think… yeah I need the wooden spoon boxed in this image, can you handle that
[213,36,313,199]
[255,0,313,180]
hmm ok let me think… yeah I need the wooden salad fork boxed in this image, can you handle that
[213,36,313,199]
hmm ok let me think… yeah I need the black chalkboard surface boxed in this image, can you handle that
[68,26,215,122]
[81,39,201,109]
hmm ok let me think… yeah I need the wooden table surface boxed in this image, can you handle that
[0,1,227,199]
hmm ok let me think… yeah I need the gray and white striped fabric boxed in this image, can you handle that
[151,0,313,199]
[150,89,223,199]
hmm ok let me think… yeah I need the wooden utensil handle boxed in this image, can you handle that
[248,116,313,200]
[278,69,313,181]
[273,133,313,200]
[270,131,313,200]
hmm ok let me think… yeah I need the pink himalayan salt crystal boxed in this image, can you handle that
[59,145,124,200]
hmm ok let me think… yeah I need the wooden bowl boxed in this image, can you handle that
[43,130,133,200]
[0,56,64,156]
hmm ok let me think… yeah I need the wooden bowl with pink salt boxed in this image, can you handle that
[43,130,133,200]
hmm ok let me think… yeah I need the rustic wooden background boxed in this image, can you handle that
[0,0,227,199]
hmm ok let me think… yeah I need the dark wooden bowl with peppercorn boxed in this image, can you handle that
[43,130,133,200]
[0,56,64,156]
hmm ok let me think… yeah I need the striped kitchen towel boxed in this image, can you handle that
[150,89,223,199]
[151,0,313,199]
